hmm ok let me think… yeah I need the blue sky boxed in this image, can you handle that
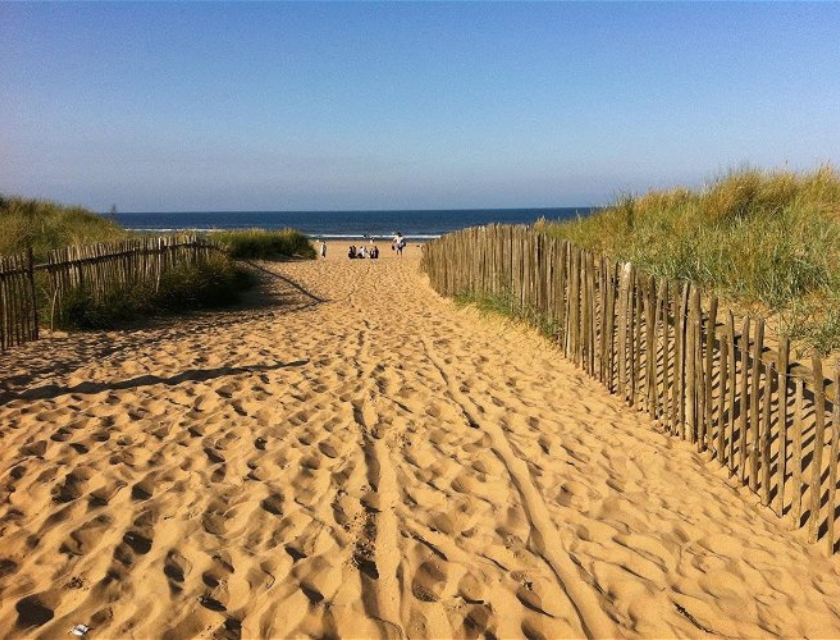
[1,2,839,212]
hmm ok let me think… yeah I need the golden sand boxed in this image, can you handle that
[1,245,840,638]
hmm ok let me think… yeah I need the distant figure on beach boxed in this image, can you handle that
[371,245,379,259]
[359,246,367,259]
[392,232,406,257]
[319,240,327,259]
[348,245,356,259]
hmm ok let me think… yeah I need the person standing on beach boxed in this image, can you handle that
[392,232,405,257]
[319,240,327,259]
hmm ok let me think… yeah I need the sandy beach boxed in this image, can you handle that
[2,247,840,639]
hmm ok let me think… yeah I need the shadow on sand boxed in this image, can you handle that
[2,359,308,404]
[0,260,321,397]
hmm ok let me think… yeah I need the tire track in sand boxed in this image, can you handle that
[419,334,620,639]
[351,319,405,638]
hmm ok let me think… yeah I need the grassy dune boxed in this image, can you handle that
[0,195,314,329]
[0,194,127,261]
[537,166,840,351]
[214,228,316,260]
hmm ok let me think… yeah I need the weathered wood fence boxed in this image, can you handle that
[0,250,39,351]
[0,236,222,352]
[422,224,840,554]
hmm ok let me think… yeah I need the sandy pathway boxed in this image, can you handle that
[2,248,840,639]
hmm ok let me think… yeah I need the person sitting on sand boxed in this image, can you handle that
[371,245,379,259]
[359,246,367,259]
[348,245,356,259]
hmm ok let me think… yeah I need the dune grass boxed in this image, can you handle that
[214,228,316,260]
[1,195,323,330]
[55,254,255,330]
[0,194,128,261]
[455,287,560,340]
[537,165,840,352]
[0,195,303,330]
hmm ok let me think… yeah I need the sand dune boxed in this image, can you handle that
[2,243,840,638]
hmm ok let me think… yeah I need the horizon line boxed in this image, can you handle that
[114,205,600,215]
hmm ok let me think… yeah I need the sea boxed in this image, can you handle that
[112,208,592,242]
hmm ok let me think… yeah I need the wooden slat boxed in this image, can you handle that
[676,285,690,439]
[738,316,751,484]
[686,287,699,444]
[776,337,791,516]
[750,318,765,492]
[717,317,729,464]
[828,363,840,555]
[792,378,805,528]
[809,351,827,544]
[705,297,718,453]
[761,361,773,506]
[727,312,738,474]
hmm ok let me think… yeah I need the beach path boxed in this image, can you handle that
[2,247,840,639]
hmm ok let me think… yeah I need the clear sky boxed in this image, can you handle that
[1,2,839,212]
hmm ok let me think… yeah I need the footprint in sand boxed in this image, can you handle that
[51,468,92,504]
[15,591,60,630]
[60,513,113,556]
[260,491,284,516]
[411,558,449,603]
[163,548,191,593]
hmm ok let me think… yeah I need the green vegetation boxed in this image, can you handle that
[0,194,127,261]
[0,194,317,331]
[56,255,255,330]
[0,195,316,262]
[214,228,316,260]
[537,166,840,352]
[455,287,559,340]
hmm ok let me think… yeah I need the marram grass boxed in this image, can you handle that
[0,195,316,330]
[0,194,127,261]
[213,228,316,260]
[537,166,840,352]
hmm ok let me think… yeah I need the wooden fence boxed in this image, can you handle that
[422,224,840,554]
[0,236,222,352]
[0,250,39,351]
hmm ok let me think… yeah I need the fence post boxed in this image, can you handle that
[760,359,773,506]
[717,317,729,464]
[686,287,698,444]
[775,336,791,516]
[738,316,751,484]
[749,318,765,492]
[809,351,827,544]
[632,273,643,409]
[605,260,617,393]
[791,378,804,528]
[828,363,840,555]
[726,312,737,474]
[661,281,673,431]
[704,297,718,453]
[27,246,39,341]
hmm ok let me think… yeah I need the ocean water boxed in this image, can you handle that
[112,208,592,241]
